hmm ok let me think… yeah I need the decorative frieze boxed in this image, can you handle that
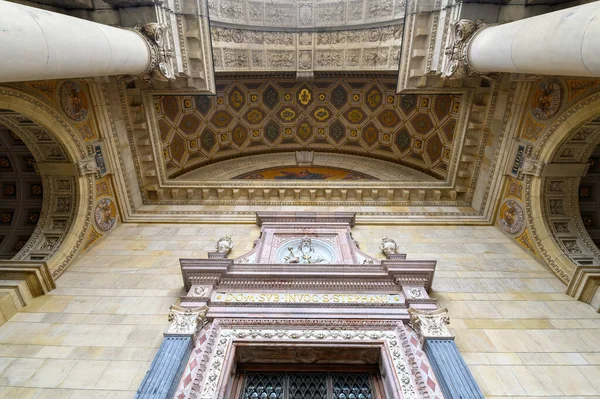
[199,327,419,399]
[210,25,403,72]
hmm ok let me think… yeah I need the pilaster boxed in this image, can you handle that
[135,306,207,399]
[409,308,485,399]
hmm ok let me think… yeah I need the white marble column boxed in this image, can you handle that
[468,2,600,77]
[0,2,152,83]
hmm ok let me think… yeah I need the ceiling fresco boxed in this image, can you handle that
[155,78,461,180]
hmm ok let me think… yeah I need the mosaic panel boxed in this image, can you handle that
[156,78,460,179]
[233,166,377,180]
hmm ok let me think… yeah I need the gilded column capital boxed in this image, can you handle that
[408,307,453,342]
[166,305,208,337]
[442,19,488,79]
[132,23,175,82]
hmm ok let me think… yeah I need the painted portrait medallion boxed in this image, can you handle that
[59,81,89,121]
[94,197,117,232]
[233,166,377,180]
[499,200,524,235]
[531,79,563,121]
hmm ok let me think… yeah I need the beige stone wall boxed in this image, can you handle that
[0,223,599,398]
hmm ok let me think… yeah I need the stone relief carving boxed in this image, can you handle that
[442,19,488,79]
[167,305,208,335]
[298,50,313,70]
[380,236,399,256]
[407,287,423,299]
[215,235,234,254]
[267,51,295,68]
[408,308,452,341]
[208,0,404,29]
[210,25,402,71]
[281,236,332,264]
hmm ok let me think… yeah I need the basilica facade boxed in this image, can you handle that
[0,0,600,398]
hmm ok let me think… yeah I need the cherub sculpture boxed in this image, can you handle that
[380,236,398,256]
[215,235,234,255]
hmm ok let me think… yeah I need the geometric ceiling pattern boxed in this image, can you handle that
[155,77,461,179]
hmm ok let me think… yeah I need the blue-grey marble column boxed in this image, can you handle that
[136,305,207,399]
[425,339,484,399]
[409,307,484,399]
[135,335,193,399]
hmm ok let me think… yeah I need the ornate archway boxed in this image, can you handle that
[0,86,95,281]
[524,90,600,306]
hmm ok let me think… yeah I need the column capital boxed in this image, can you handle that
[408,307,453,342]
[442,19,488,79]
[132,23,175,82]
[166,305,208,337]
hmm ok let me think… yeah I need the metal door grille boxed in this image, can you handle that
[239,372,375,399]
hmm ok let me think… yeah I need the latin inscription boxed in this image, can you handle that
[214,292,402,304]
[511,144,525,176]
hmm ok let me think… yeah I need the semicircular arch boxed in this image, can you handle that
[525,91,600,284]
[0,86,94,279]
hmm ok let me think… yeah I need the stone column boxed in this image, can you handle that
[136,305,208,399]
[0,2,173,83]
[409,308,484,399]
[443,2,600,78]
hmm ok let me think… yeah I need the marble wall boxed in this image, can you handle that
[0,223,598,398]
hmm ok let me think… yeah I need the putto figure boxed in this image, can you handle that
[380,236,399,256]
[215,235,234,254]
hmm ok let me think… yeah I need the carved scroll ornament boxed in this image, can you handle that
[133,23,175,81]
[442,20,488,79]
[408,307,452,341]
[167,305,208,336]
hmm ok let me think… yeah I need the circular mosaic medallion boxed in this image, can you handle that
[94,197,117,232]
[499,199,524,235]
[531,79,563,121]
[59,81,89,121]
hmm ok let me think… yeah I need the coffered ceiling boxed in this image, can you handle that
[0,126,43,259]
[157,77,460,180]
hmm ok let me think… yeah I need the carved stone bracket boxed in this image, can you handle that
[521,158,544,177]
[133,23,175,82]
[166,305,208,338]
[408,307,453,342]
[76,155,99,176]
[442,20,488,79]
